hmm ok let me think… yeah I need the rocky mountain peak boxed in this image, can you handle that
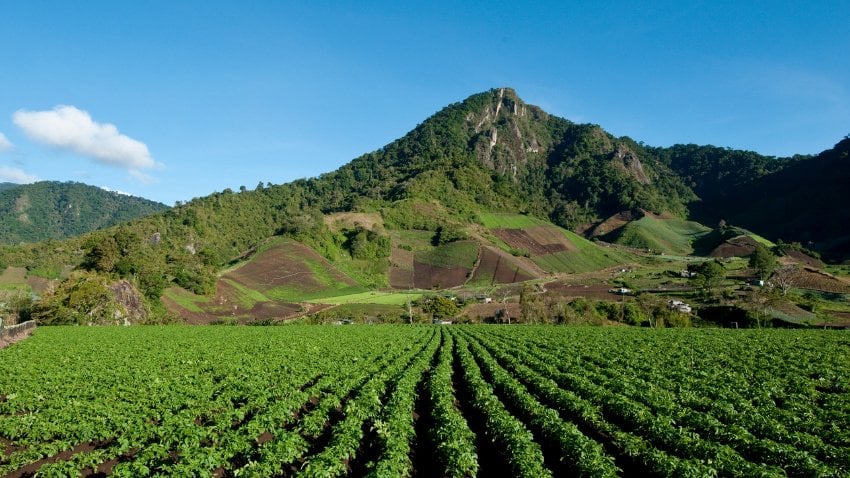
[461,88,552,177]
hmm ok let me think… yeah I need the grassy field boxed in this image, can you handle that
[414,240,479,269]
[162,287,209,313]
[478,212,546,229]
[305,290,423,305]
[392,230,438,251]
[611,216,710,255]
[529,229,631,273]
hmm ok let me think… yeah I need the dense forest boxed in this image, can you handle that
[0,181,168,244]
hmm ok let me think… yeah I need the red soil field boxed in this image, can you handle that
[493,228,569,256]
[389,267,414,289]
[226,241,357,294]
[710,236,759,258]
[784,250,824,269]
[413,262,469,289]
[471,247,535,284]
[792,267,850,294]
[543,282,625,301]
[461,302,521,322]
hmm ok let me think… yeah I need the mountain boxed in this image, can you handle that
[316,87,695,228]
[0,181,168,244]
[695,138,850,260]
[1,88,848,325]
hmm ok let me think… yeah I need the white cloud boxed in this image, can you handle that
[0,166,38,184]
[0,133,12,152]
[12,105,159,173]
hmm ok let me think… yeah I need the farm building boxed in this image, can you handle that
[668,300,692,313]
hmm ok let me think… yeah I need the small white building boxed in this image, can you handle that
[668,300,692,313]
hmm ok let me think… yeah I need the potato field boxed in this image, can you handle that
[1,326,848,477]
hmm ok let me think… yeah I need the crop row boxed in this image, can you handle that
[1,325,848,477]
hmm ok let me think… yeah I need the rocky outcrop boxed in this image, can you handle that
[466,88,552,178]
[109,280,148,325]
[615,144,651,185]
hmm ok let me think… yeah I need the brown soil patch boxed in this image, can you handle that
[471,247,536,285]
[783,250,824,269]
[792,268,850,294]
[227,241,357,293]
[0,266,27,283]
[461,302,521,323]
[389,244,416,289]
[26,276,54,295]
[391,246,415,269]
[413,262,469,289]
[324,212,383,232]
[544,282,624,301]
[586,210,638,237]
[822,311,850,327]
[493,227,570,256]
[389,267,414,289]
[162,282,304,325]
[710,235,759,258]
[164,240,352,324]
[525,226,576,252]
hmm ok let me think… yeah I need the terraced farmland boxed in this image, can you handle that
[1,326,849,477]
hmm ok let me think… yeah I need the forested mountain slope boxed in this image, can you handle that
[0,181,168,244]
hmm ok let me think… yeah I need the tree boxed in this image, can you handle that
[772,264,800,296]
[743,287,775,328]
[749,244,777,280]
[83,236,120,273]
[688,260,725,295]
[431,225,467,246]
[32,271,124,325]
[419,296,459,321]
[519,284,545,324]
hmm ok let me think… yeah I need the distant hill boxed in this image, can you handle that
[0,181,168,244]
[703,138,850,260]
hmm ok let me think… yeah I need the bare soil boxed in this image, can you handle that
[413,262,469,289]
[462,303,521,322]
[162,280,306,325]
[710,236,760,258]
[544,282,625,301]
[388,267,415,289]
[586,210,638,237]
[389,246,415,288]
[792,267,850,294]
[492,227,570,256]
[784,250,825,269]
[226,241,357,293]
[471,247,535,285]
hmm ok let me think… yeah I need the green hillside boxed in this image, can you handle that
[0,181,167,244]
[605,215,711,255]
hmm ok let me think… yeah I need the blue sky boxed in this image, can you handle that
[0,1,847,205]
